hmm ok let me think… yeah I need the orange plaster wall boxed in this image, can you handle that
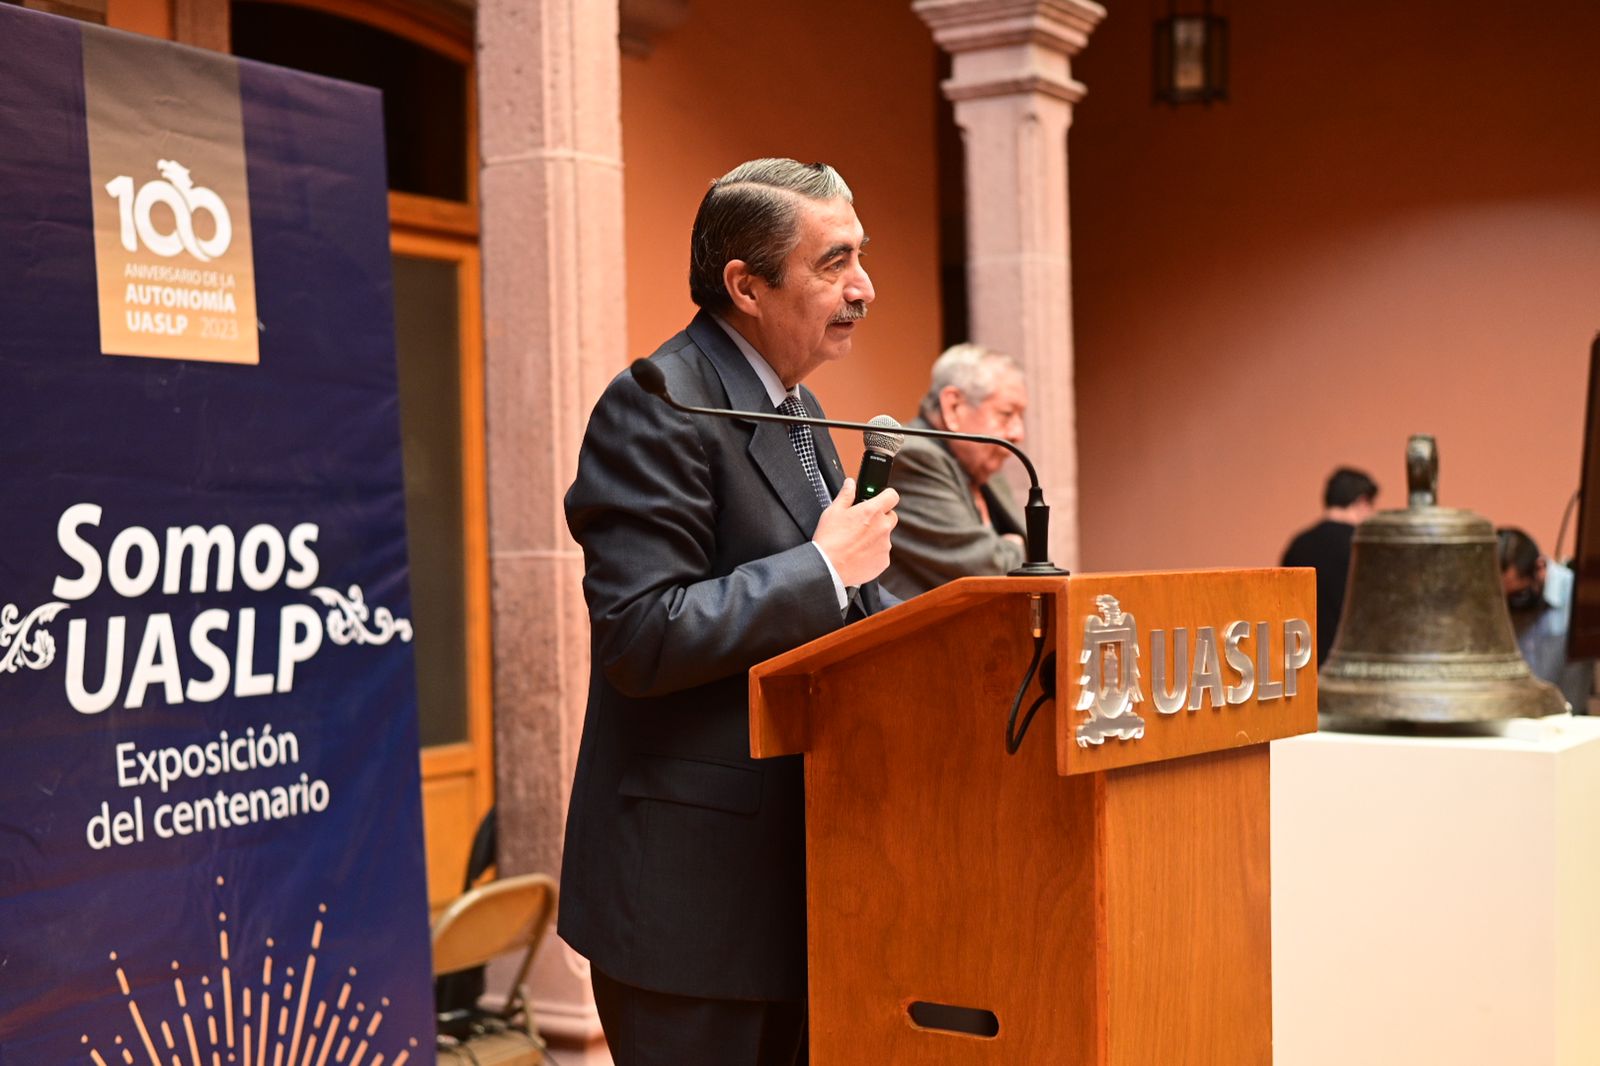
[105,0,171,39]
[620,0,943,453]
[1069,1,1600,572]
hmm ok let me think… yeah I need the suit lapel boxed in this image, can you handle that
[798,388,872,618]
[688,313,825,536]
[751,419,828,536]
[805,386,849,497]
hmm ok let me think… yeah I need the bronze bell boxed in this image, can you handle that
[1319,435,1568,725]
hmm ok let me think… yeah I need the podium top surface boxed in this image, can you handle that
[751,568,1317,775]
[751,575,1068,676]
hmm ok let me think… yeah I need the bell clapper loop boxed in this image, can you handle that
[1407,434,1438,508]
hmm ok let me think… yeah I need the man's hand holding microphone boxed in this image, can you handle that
[813,479,899,587]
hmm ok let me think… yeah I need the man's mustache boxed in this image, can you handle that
[830,301,869,325]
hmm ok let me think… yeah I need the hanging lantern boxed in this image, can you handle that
[1154,2,1228,106]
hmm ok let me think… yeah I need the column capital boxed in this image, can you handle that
[943,72,1085,106]
[913,0,1105,57]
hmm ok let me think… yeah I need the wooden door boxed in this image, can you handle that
[229,0,491,914]
[390,221,494,913]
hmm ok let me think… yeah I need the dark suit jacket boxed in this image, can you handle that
[559,311,887,1002]
[1280,518,1355,664]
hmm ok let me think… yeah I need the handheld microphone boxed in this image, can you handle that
[856,415,905,503]
[629,358,1067,575]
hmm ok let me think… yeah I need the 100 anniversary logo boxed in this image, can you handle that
[84,31,258,363]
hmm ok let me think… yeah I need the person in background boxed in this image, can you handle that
[1281,467,1379,664]
[879,343,1028,599]
[1497,526,1592,713]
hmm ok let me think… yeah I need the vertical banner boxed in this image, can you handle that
[0,8,436,1065]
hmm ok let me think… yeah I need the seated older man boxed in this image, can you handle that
[881,343,1028,598]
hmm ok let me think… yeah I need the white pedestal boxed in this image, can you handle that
[1272,716,1600,1066]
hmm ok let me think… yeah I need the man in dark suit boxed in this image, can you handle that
[1281,467,1378,663]
[560,159,899,1066]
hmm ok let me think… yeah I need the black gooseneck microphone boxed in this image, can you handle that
[630,358,1068,576]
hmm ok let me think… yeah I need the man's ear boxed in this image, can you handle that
[723,260,761,317]
[938,385,966,429]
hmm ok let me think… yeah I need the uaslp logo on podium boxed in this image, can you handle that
[1075,594,1313,749]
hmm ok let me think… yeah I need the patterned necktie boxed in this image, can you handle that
[778,394,831,509]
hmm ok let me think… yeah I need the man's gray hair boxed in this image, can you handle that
[689,158,854,312]
[919,343,1023,421]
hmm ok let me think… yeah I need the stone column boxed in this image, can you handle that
[477,0,625,1043]
[914,0,1104,571]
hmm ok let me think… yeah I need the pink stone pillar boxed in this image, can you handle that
[477,0,624,1043]
[915,0,1105,571]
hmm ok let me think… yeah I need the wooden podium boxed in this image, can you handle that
[750,571,1317,1065]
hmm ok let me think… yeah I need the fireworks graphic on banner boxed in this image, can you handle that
[83,877,422,1066]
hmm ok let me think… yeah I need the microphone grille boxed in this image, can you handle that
[863,414,906,456]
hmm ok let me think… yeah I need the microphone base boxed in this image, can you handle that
[1008,562,1070,577]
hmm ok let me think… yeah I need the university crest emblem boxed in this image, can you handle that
[1075,594,1146,748]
